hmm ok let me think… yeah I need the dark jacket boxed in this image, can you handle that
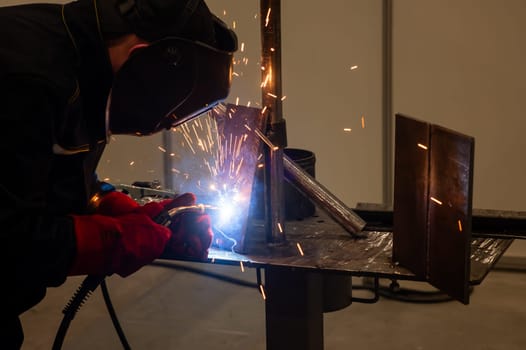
[0,1,114,346]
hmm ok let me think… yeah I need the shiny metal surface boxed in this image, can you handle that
[204,211,512,284]
[283,155,366,236]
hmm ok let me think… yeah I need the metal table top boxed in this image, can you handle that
[198,212,513,284]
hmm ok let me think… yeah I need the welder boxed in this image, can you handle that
[0,0,237,347]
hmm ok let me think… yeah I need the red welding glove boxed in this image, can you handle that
[95,190,141,216]
[69,212,171,277]
[95,190,180,219]
[94,190,212,260]
[161,193,214,260]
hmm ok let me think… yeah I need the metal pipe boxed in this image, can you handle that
[382,0,394,206]
[261,0,286,244]
[283,155,367,236]
[260,0,284,127]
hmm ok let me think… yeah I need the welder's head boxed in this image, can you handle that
[97,0,238,135]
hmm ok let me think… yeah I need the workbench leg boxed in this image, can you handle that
[264,266,324,350]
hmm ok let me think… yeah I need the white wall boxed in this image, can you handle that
[393,0,526,256]
[393,0,526,211]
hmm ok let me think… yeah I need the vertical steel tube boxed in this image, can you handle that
[382,0,394,206]
[261,0,287,244]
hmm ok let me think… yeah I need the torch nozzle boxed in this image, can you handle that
[167,204,219,217]
[155,204,231,226]
[155,204,220,226]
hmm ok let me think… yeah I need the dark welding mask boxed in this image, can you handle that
[102,0,238,135]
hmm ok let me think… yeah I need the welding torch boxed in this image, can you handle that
[154,203,220,226]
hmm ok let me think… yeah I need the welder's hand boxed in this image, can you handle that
[95,190,140,216]
[69,213,171,277]
[160,193,214,260]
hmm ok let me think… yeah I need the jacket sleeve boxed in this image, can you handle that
[0,76,78,298]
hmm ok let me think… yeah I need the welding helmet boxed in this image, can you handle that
[100,0,238,135]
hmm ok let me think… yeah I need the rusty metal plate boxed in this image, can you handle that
[427,125,474,304]
[393,114,430,279]
[392,114,475,304]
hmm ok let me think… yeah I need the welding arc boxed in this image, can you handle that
[213,225,238,252]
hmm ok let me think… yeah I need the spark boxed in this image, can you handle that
[261,106,268,114]
[261,71,272,87]
[296,243,304,256]
[344,128,352,132]
[223,10,226,16]
[267,92,277,98]
[430,197,443,205]
[129,161,135,166]
[277,222,283,233]
[232,21,236,29]
[257,163,264,168]
[255,129,279,151]
[236,97,240,105]
[171,168,180,174]
[458,219,463,232]
[244,124,252,131]
[350,65,359,70]
[270,48,275,52]
[361,115,365,128]
[281,95,287,101]
[259,284,267,300]
[417,143,428,150]
[103,177,110,182]
[240,42,245,52]
[240,261,245,272]
[233,72,239,77]
[265,8,271,27]
[158,146,166,153]
[181,125,196,154]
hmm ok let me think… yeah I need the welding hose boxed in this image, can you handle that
[52,275,131,350]
[53,204,216,349]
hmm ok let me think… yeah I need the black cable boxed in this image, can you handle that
[359,278,474,304]
[100,279,131,350]
[352,277,380,304]
[150,260,259,288]
[52,275,103,350]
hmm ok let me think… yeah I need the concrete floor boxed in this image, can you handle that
[20,261,526,350]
